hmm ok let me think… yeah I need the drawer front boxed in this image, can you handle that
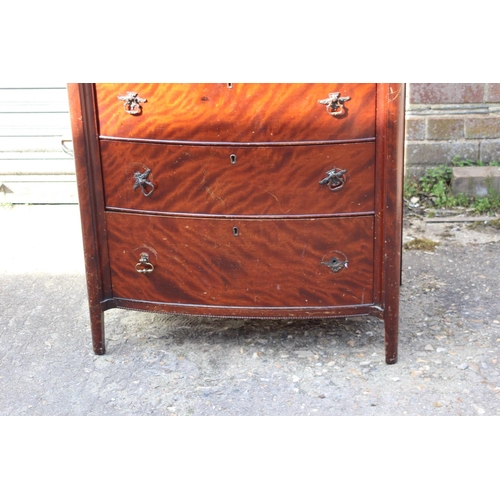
[95,83,376,142]
[100,140,375,216]
[106,213,374,308]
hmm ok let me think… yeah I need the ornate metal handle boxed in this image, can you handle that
[117,91,147,115]
[318,92,350,116]
[319,168,347,191]
[133,168,155,197]
[136,253,154,274]
[321,253,348,273]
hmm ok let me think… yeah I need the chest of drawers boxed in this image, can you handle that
[68,83,405,364]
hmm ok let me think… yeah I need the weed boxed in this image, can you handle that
[406,158,500,215]
[403,178,420,200]
[451,156,478,167]
[419,165,453,207]
[451,156,500,167]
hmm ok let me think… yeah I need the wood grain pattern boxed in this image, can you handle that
[105,212,375,309]
[377,83,405,363]
[68,84,108,354]
[106,298,377,319]
[100,140,375,216]
[95,83,376,142]
[68,83,405,363]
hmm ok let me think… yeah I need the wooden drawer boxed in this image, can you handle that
[100,140,375,216]
[95,83,376,142]
[105,212,374,309]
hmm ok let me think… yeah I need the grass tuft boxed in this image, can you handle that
[403,238,440,251]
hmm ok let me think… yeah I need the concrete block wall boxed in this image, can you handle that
[405,83,500,178]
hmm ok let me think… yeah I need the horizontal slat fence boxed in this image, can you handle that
[0,85,77,204]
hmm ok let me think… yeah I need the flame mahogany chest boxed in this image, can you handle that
[68,83,405,364]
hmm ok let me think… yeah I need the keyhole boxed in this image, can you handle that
[230,154,237,164]
[227,83,233,88]
[233,227,239,236]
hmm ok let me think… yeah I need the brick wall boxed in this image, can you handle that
[405,83,500,177]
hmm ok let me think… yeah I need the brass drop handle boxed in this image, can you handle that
[136,253,154,274]
[319,167,347,191]
[117,91,147,115]
[318,92,350,116]
[133,168,155,197]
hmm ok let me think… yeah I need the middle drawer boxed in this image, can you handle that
[100,140,375,216]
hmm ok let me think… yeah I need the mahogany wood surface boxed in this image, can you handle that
[107,299,379,320]
[68,83,405,363]
[95,83,376,143]
[378,84,405,364]
[105,212,375,308]
[100,140,375,216]
[68,84,108,354]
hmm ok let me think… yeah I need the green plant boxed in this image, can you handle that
[451,156,500,167]
[419,165,456,208]
[403,178,420,199]
[451,156,477,167]
[406,158,500,215]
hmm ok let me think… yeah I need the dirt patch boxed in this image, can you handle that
[467,218,500,232]
[403,237,440,251]
[403,210,500,247]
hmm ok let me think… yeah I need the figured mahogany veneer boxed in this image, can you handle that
[95,83,376,142]
[68,83,405,364]
[106,213,374,308]
[100,140,375,216]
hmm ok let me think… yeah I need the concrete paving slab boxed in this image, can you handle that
[452,165,500,197]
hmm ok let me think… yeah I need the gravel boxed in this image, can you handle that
[1,205,500,416]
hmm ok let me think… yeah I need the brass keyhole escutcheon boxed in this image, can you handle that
[230,154,237,165]
[321,251,348,273]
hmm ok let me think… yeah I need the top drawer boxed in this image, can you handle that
[95,83,376,143]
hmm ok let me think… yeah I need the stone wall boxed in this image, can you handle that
[405,83,500,178]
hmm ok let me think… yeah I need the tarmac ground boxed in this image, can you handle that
[2,204,500,416]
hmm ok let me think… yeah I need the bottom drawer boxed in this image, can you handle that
[106,212,374,309]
